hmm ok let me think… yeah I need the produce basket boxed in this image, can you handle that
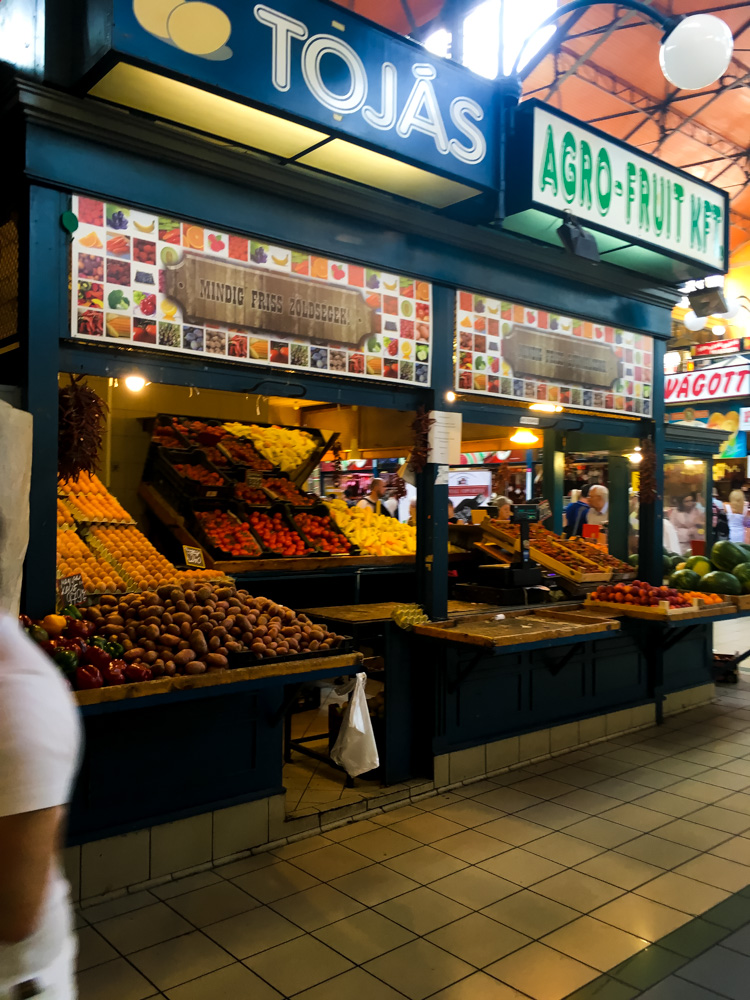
[217,437,276,475]
[584,597,736,620]
[290,505,360,557]
[149,415,192,451]
[481,522,610,583]
[188,502,264,561]
[235,502,317,558]
[156,447,234,500]
[262,474,318,508]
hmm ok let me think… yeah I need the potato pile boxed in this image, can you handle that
[81,583,343,677]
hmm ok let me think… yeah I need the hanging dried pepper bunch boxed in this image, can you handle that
[330,440,343,487]
[409,406,435,474]
[58,375,107,482]
[639,436,657,505]
[393,472,407,499]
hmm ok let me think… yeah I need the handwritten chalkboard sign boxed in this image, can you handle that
[182,545,206,569]
[58,574,85,606]
[537,500,552,522]
[244,471,264,488]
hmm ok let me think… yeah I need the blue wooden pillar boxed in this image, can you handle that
[608,453,630,560]
[416,284,453,621]
[22,186,67,616]
[542,429,564,532]
[638,339,666,584]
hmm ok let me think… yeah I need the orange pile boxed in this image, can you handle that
[90,525,179,591]
[65,493,134,523]
[58,471,108,496]
[57,501,75,528]
[56,529,130,594]
[681,591,724,605]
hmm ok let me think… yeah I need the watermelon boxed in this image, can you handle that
[686,555,711,578]
[710,540,746,573]
[732,561,750,594]
[628,554,639,568]
[669,569,701,590]
[699,571,741,596]
[663,555,674,576]
[736,543,750,562]
[670,554,684,569]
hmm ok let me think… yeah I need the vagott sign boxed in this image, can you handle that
[505,101,728,277]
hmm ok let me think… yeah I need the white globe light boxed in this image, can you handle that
[660,14,733,90]
[716,296,740,320]
[683,310,705,332]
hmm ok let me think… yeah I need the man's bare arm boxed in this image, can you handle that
[0,806,63,943]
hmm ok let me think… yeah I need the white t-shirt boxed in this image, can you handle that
[0,615,81,990]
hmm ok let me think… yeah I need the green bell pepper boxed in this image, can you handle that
[54,648,79,674]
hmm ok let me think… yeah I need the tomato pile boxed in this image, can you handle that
[248,511,312,556]
[589,581,692,608]
[265,478,315,506]
[234,483,269,505]
[196,510,261,557]
[294,513,352,554]
[222,438,274,470]
[173,463,225,486]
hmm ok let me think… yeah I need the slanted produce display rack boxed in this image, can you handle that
[481,521,611,584]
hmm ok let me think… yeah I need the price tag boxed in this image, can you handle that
[58,574,85,606]
[245,470,264,488]
[182,545,206,568]
[537,499,552,522]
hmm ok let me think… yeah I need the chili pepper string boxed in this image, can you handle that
[58,375,108,482]
[410,406,434,474]
[639,437,658,505]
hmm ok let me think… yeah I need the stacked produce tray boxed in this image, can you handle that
[290,505,361,556]
[156,448,234,500]
[481,521,611,583]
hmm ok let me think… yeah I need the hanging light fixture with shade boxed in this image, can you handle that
[510,429,540,445]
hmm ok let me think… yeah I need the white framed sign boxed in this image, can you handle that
[665,365,750,403]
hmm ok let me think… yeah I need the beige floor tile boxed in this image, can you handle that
[268,882,364,931]
[563,816,640,848]
[478,848,565,887]
[475,815,550,846]
[384,845,468,884]
[231,860,319,903]
[433,800,506,827]
[427,971,529,999]
[164,962,282,1000]
[415,794,464,812]
[77,957,158,1000]
[431,867,520,909]
[645,758,708,778]
[289,844,373,881]
[575,757,634,777]
[524,832,604,866]
[554,789,624,815]
[375,886,471,935]
[542,914,648,971]
[474,788,543,814]
[690,769,750,791]
[426,912,531,967]
[515,802,589,831]
[690,805,750,833]
[326,820,380,841]
[605,747,662,767]
[214,853,279,880]
[655,819,733,851]
[597,803,670,832]
[364,938,474,1000]
[615,834,700,868]
[82,891,157,924]
[634,792,703,817]
[390,812,467,843]
[674,853,750,892]
[244,934,353,996]
[533,869,624,912]
[635,871,728,914]
[153,872,221,901]
[510,777,578,800]
[76,926,118,971]
[552,765,608,787]
[433,829,510,864]
[592,892,691,941]
[202,905,302,958]
[271,834,333,859]
[486,941,598,1000]
[330,864,420,906]
[620,767,680,790]
[373,805,424,823]
[574,851,664,890]
[96,902,193,953]
[710,835,750,866]
[345,828,421,861]
[455,780,504,798]
[128,931,233,991]
[586,778,651,802]
[165,882,259,928]
[715,792,750,816]
[482,890,579,938]
[313,908,416,963]
[293,967,408,1000]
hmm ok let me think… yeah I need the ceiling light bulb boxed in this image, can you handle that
[124,375,147,392]
[445,390,457,403]
[510,429,540,445]
[682,310,705,332]
[660,14,733,90]
[529,403,563,413]
[627,451,643,464]
[712,325,726,338]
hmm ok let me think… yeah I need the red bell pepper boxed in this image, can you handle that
[65,618,94,641]
[124,663,152,683]
[57,636,87,654]
[80,645,111,670]
[75,664,103,690]
[18,614,32,629]
[101,659,126,686]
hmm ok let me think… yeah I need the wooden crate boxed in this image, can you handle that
[721,594,750,611]
[413,608,620,647]
[585,598,736,621]
[480,523,611,583]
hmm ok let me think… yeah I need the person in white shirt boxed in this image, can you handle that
[0,615,82,999]
[355,478,391,516]
[587,485,609,530]
[726,490,749,544]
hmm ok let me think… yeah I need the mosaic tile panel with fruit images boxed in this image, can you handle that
[69,196,432,386]
[455,290,653,416]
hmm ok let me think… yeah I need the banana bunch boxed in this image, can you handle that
[222,423,316,472]
[391,604,429,630]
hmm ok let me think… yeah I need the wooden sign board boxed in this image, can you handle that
[503,324,620,389]
[165,254,375,347]
[244,471,264,488]
[182,545,206,569]
[58,574,85,606]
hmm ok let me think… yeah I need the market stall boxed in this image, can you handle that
[2,0,744,891]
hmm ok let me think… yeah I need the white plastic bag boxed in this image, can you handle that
[330,672,380,778]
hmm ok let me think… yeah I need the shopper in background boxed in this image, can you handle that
[356,478,392,516]
[726,489,750,543]
[564,484,590,536]
[448,501,458,524]
[587,485,609,531]
[668,493,704,554]
[711,488,729,540]
[0,614,82,1000]
[495,496,513,522]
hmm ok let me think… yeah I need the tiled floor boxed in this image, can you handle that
[77,674,750,1000]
